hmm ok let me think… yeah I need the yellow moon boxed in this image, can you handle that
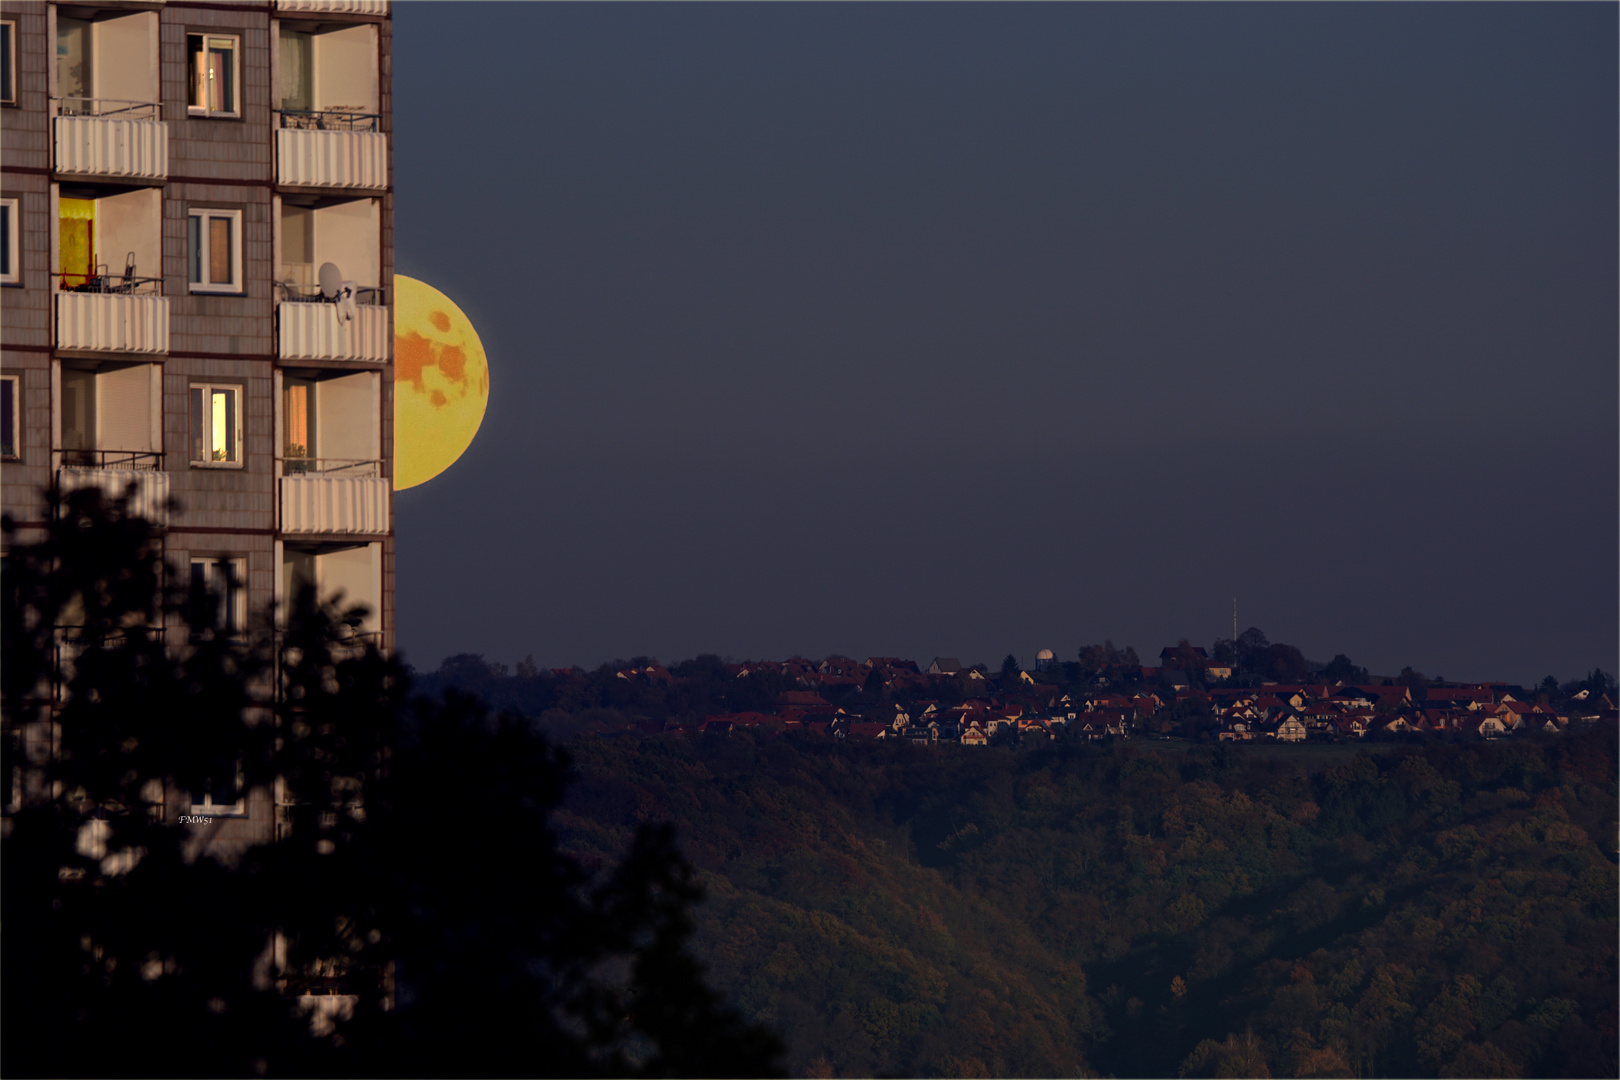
[393,275,489,491]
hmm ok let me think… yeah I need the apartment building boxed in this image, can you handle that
[1,0,394,850]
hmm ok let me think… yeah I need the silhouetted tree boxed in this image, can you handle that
[1323,653,1367,684]
[1,488,784,1078]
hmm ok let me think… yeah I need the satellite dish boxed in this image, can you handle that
[318,262,343,299]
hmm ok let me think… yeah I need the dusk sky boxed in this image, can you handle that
[391,3,1617,686]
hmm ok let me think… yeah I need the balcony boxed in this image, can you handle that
[54,100,168,182]
[276,112,387,191]
[56,277,169,355]
[58,452,170,526]
[276,0,389,14]
[280,460,389,535]
[277,286,389,362]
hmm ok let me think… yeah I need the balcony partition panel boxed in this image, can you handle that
[319,542,381,633]
[316,24,378,115]
[94,188,162,284]
[96,363,157,455]
[91,13,159,104]
[315,370,378,462]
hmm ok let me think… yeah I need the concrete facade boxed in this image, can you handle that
[2,0,394,854]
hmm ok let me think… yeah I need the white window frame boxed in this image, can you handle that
[189,554,246,634]
[0,20,17,108]
[0,197,18,285]
[187,776,246,818]
[1,374,19,461]
[187,32,240,118]
[189,381,244,468]
[188,208,243,294]
[187,761,247,818]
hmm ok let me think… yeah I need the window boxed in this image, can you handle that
[187,33,239,117]
[187,208,242,293]
[0,197,17,284]
[279,27,313,113]
[186,728,244,816]
[1,375,18,460]
[1,20,16,107]
[282,375,315,467]
[189,556,245,636]
[57,16,90,102]
[189,382,242,466]
[60,366,96,455]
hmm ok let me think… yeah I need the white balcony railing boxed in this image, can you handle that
[280,473,390,535]
[58,460,170,526]
[56,291,169,354]
[276,125,387,190]
[276,0,388,14]
[54,102,168,181]
[278,298,389,362]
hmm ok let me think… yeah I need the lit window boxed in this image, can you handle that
[189,382,242,466]
[1,20,16,107]
[187,33,239,117]
[187,208,242,293]
[1,375,18,460]
[282,376,314,465]
[0,197,17,284]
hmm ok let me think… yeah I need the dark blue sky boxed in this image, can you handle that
[392,3,1617,685]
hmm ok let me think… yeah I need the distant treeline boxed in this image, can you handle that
[411,631,1617,734]
[548,727,1618,1078]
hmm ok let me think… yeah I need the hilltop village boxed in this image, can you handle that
[418,634,1619,747]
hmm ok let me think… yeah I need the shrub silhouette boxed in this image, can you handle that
[1,487,784,1078]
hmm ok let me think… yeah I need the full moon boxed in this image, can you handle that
[393,275,489,491]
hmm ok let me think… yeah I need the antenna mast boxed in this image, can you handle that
[1232,598,1237,643]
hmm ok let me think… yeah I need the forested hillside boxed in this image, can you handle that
[549,727,1618,1078]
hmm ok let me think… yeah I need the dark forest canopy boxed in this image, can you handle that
[550,727,1618,1078]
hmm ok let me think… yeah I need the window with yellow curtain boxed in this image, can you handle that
[58,197,95,288]
[283,377,315,470]
[190,382,241,466]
